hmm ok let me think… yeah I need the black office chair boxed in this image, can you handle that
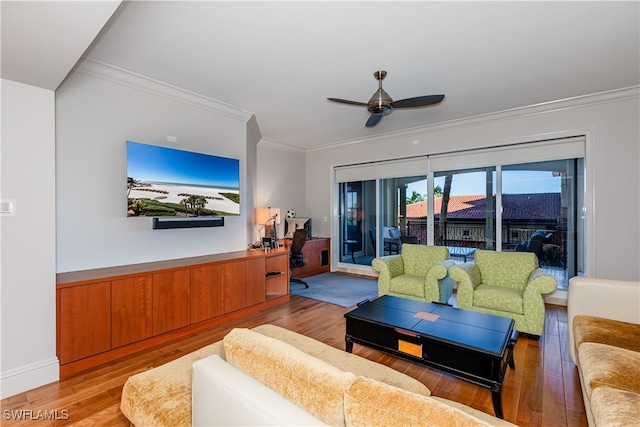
[290,228,309,288]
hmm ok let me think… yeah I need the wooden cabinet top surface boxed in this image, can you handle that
[57,248,289,287]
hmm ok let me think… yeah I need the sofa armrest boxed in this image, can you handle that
[567,277,640,364]
[192,355,325,426]
[372,255,404,295]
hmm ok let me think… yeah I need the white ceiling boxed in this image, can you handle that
[3,1,639,151]
[0,1,121,90]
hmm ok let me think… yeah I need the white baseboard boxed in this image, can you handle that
[0,357,59,399]
[545,289,568,306]
[335,263,378,278]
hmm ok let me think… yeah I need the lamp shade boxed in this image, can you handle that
[255,208,271,225]
[255,207,280,225]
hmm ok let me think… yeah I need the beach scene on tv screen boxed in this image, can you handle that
[126,141,240,217]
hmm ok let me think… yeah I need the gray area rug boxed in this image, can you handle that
[290,272,378,307]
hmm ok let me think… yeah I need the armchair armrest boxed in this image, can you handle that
[448,262,481,309]
[449,262,481,288]
[524,268,557,296]
[424,259,457,303]
[567,277,640,363]
[372,255,404,296]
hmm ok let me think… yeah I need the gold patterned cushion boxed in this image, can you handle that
[578,342,640,398]
[251,323,430,397]
[344,377,500,427]
[223,328,356,426]
[120,340,225,427]
[590,387,640,427]
[573,315,640,354]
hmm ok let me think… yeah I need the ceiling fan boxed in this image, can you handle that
[327,70,445,127]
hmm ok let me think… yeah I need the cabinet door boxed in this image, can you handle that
[58,282,111,364]
[190,264,223,324]
[304,241,323,273]
[221,261,245,313]
[111,276,153,348]
[152,269,191,335]
[245,257,266,307]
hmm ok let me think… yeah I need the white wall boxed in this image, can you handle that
[306,89,640,282]
[256,142,307,240]
[1,79,59,398]
[55,60,254,272]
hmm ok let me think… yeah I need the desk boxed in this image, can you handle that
[447,246,476,262]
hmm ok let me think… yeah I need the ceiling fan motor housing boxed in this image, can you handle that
[367,90,393,114]
[368,70,393,114]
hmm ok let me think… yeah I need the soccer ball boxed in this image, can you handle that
[286,209,296,219]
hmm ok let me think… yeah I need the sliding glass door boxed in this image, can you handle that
[433,167,496,252]
[335,137,585,290]
[339,180,376,265]
[500,159,583,289]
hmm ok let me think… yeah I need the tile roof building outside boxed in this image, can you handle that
[405,193,562,221]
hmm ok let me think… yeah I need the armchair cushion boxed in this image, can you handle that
[389,274,427,298]
[473,285,524,314]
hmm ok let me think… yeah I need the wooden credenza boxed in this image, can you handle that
[56,249,289,377]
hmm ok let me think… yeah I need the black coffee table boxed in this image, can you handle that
[344,295,517,418]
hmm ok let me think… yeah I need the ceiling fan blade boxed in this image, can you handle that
[365,114,383,127]
[392,95,445,109]
[327,98,368,106]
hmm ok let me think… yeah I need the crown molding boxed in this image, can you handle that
[308,86,640,153]
[258,138,305,153]
[72,57,254,122]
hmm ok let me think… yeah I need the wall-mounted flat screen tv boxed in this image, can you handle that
[126,141,240,217]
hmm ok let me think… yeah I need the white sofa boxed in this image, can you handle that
[192,354,324,426]
[567,277,640,426]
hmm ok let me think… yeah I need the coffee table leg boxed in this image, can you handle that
[508,330,518,369]
[345,336,353,353]
[491,384,504,419]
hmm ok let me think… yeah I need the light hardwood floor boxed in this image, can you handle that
[1,295,587,426]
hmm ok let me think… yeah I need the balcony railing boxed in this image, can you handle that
[405,220,566,266]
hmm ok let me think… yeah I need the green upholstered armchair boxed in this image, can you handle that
[449,249,557,338]
[372,244,456,304]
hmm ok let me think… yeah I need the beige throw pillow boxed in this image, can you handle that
[223,328,355,426]
[344,376,496,427]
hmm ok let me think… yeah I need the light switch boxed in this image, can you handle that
[0,199,16,216]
